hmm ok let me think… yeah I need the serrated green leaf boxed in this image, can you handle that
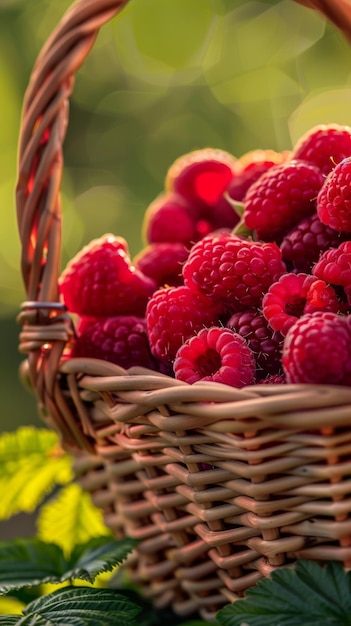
[65,536,138,584]
[0,539,66,595]
[19,586,140,626]
[217,560,351,626]
[37,483,109,556]
[0,427,72,519]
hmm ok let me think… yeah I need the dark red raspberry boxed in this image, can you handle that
[292,124,351,175]
[282,311,351,385]
[146,285,220,363]
[262,273,340,336]
[243,160,324,243]
[59,234,156,317]
[133,242,189,288]
[71,315,159,371]
[226,309,284,379]
[226,149,290,202]
[280,213,349,273]
[143,192,198,245]
[183,232,286,313]
[312,241,351,309]
[173,326,256,387]
[317,157,351,232]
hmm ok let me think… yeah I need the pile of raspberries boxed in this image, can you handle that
[59,123,351,388]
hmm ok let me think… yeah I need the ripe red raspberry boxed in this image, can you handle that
[143,192,198,245]
[165,148,238,214]
[292,124,351,175]
[59,234,156,317]
[133,242,189,288]
[312,241,351,309]
[282,311,351,385]
[146,285,220,363]
[243,160,324,243]
[280,213,349,273]
[182,232,286,313]
[226,309,284,379]
[71,315,159,371]
[165,148,240,231]
[317,157,351,232]
[226,149,290,202]
[173,326,256,387]
[262,273,340,336]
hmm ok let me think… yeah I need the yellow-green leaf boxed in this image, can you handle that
[37,484,109,557]
[0,428,72,520]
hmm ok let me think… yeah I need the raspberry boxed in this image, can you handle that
[143,192,198,245]
[59,234,156,317]
[146,285,220,363]
[226,309,284,378]
[282,311,351,385]
[165,148,238,215]
[226,149,290,202]
[292,124,351,175]
[262,273,340,336]
[165,148,240,231]
[312,241,351,308]
[173,326,256,387]
[71,315,158,371]
[243,160,324,243]
[317,157,351,232]
[133,242,189,288]
[280,213,349,273]
[183,232,286,313]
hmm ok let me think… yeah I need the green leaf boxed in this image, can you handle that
[0,536,138,594]
[0,427,72,520]
[65,536,139,584]
[217,560,351,626]
[0,539,66,594]
[0,618,19,625]
[18,586,141,625]
[37,484,109,556]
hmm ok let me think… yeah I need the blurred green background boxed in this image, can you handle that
[1,0,351,431]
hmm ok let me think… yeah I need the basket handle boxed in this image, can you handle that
[16,0,130,308]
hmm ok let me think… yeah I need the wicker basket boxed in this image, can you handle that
[15,0,351,620]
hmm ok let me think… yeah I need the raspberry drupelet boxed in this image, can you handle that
[182,231,286,314]
[173,326,256,387]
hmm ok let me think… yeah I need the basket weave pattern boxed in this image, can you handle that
[15,0,351,619]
